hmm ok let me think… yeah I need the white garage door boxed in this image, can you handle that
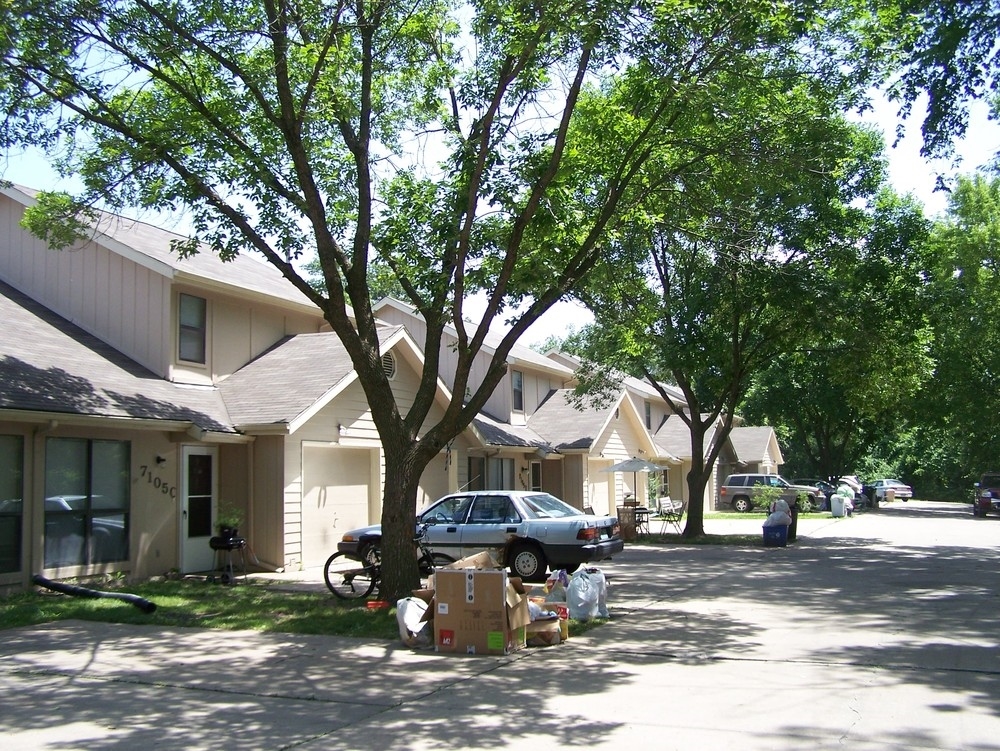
[301,446,372,568]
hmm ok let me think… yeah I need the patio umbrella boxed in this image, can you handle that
[601,458,670,502]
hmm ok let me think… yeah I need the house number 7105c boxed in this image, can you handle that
[138,464,177,498]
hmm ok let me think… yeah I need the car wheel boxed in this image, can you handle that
[733,496,752,513]
[509,542,547,582]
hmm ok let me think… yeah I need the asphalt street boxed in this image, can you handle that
[2,499,998,750]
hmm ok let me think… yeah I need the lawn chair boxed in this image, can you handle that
[656,496,684,534]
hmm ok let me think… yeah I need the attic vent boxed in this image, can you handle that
[381,352,396,380]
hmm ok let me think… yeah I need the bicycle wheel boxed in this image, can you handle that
[323,552,378,600]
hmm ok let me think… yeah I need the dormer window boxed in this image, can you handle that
[178,293,207,364]
[512,370,524,412]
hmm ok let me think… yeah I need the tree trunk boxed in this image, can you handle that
[377,437,432,603]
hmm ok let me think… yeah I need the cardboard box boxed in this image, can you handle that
[525,618,561,647]
[433,568,530,655]
[440,551,500,570]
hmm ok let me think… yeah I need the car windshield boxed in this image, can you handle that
[982,475,1000,488]
[517,493,582,519]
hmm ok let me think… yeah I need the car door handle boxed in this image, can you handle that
[447,526,458,533]
[505,527,517,533]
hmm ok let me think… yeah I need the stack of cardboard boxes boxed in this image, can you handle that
[415,552,566,655]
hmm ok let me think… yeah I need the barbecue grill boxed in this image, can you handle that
[208,533,247,584]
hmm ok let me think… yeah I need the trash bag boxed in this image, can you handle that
[586,566,610,619]
[567,567,607,621]
[764,510,791,527]
[396,596,432,648]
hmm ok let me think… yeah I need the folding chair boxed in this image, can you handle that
[656,497,684,534]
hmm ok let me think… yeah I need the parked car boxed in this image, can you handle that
[337,491,624,582]
[973,472,1000,516]
[792,478,836,506]
[871,478,913,502]
[716,474,822,513]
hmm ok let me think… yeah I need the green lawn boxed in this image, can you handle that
[0,578,403,638]
[0,576,605,639]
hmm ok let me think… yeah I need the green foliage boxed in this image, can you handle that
[741,188,933,481]
[880,0,1000,158]
[19,192,96,250]
[0,0,894,599]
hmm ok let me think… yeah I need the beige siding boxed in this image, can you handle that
[173,285,325,386]
[247,435,286,571]
[0,195,173,376]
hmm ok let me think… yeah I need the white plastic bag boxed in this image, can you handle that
[567,568,600,621]
[586,566,610,618]
[396,596,432,648]
[764,510,791,526]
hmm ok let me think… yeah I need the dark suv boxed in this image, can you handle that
[973,472,1000,516]
[716,473,821,513]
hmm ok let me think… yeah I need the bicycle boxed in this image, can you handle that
[323,520,453,600]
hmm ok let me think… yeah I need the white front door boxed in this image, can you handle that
[180,446,217,573]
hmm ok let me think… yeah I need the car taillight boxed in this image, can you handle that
[577,527,599,541]
[720,487,727,495]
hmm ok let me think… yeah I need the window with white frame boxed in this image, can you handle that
[178,293,207,364]
[512,370,524,412]
[644,401,652,429]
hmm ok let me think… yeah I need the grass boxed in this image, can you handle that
[1,578,404,638]
[0,576,598,640]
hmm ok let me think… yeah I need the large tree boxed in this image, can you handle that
[568,79,887,537]
[910,174,1000,491]
[878,0,1000,158]
[0,0,879,595]
[740,189,933,481]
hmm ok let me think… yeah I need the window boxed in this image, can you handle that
[529,461,542,492]
[421,495,473,524]
[466,456,514,490]
[44,438,130,567]
[468,496,520,524]
[0,435,24,574]
[512,370,524,412]
[178,293,207,364]
[644,401,652,429]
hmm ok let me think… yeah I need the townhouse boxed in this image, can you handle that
[0,184,780,590]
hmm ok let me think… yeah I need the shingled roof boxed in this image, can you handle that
[0,280,235,433]
[528,389,613,451]
[218,326,406,429]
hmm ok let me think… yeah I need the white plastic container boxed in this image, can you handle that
[830,495,846,518]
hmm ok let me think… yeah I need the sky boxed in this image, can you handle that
[3,93,998,349]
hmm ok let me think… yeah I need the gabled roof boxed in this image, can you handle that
[373,297,575,379]
[653,413,720,462]
[3,184,326,318]
[527,389,611,451]
[729,426,783,465]
[0,280,235,434]
[218,326,437,433]
[622,374,686,406]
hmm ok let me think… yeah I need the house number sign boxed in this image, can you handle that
[138,464,177,498]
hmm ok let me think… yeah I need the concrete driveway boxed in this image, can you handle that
[2,500,998,750]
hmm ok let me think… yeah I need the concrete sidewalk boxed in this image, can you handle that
[2,500,999,750]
